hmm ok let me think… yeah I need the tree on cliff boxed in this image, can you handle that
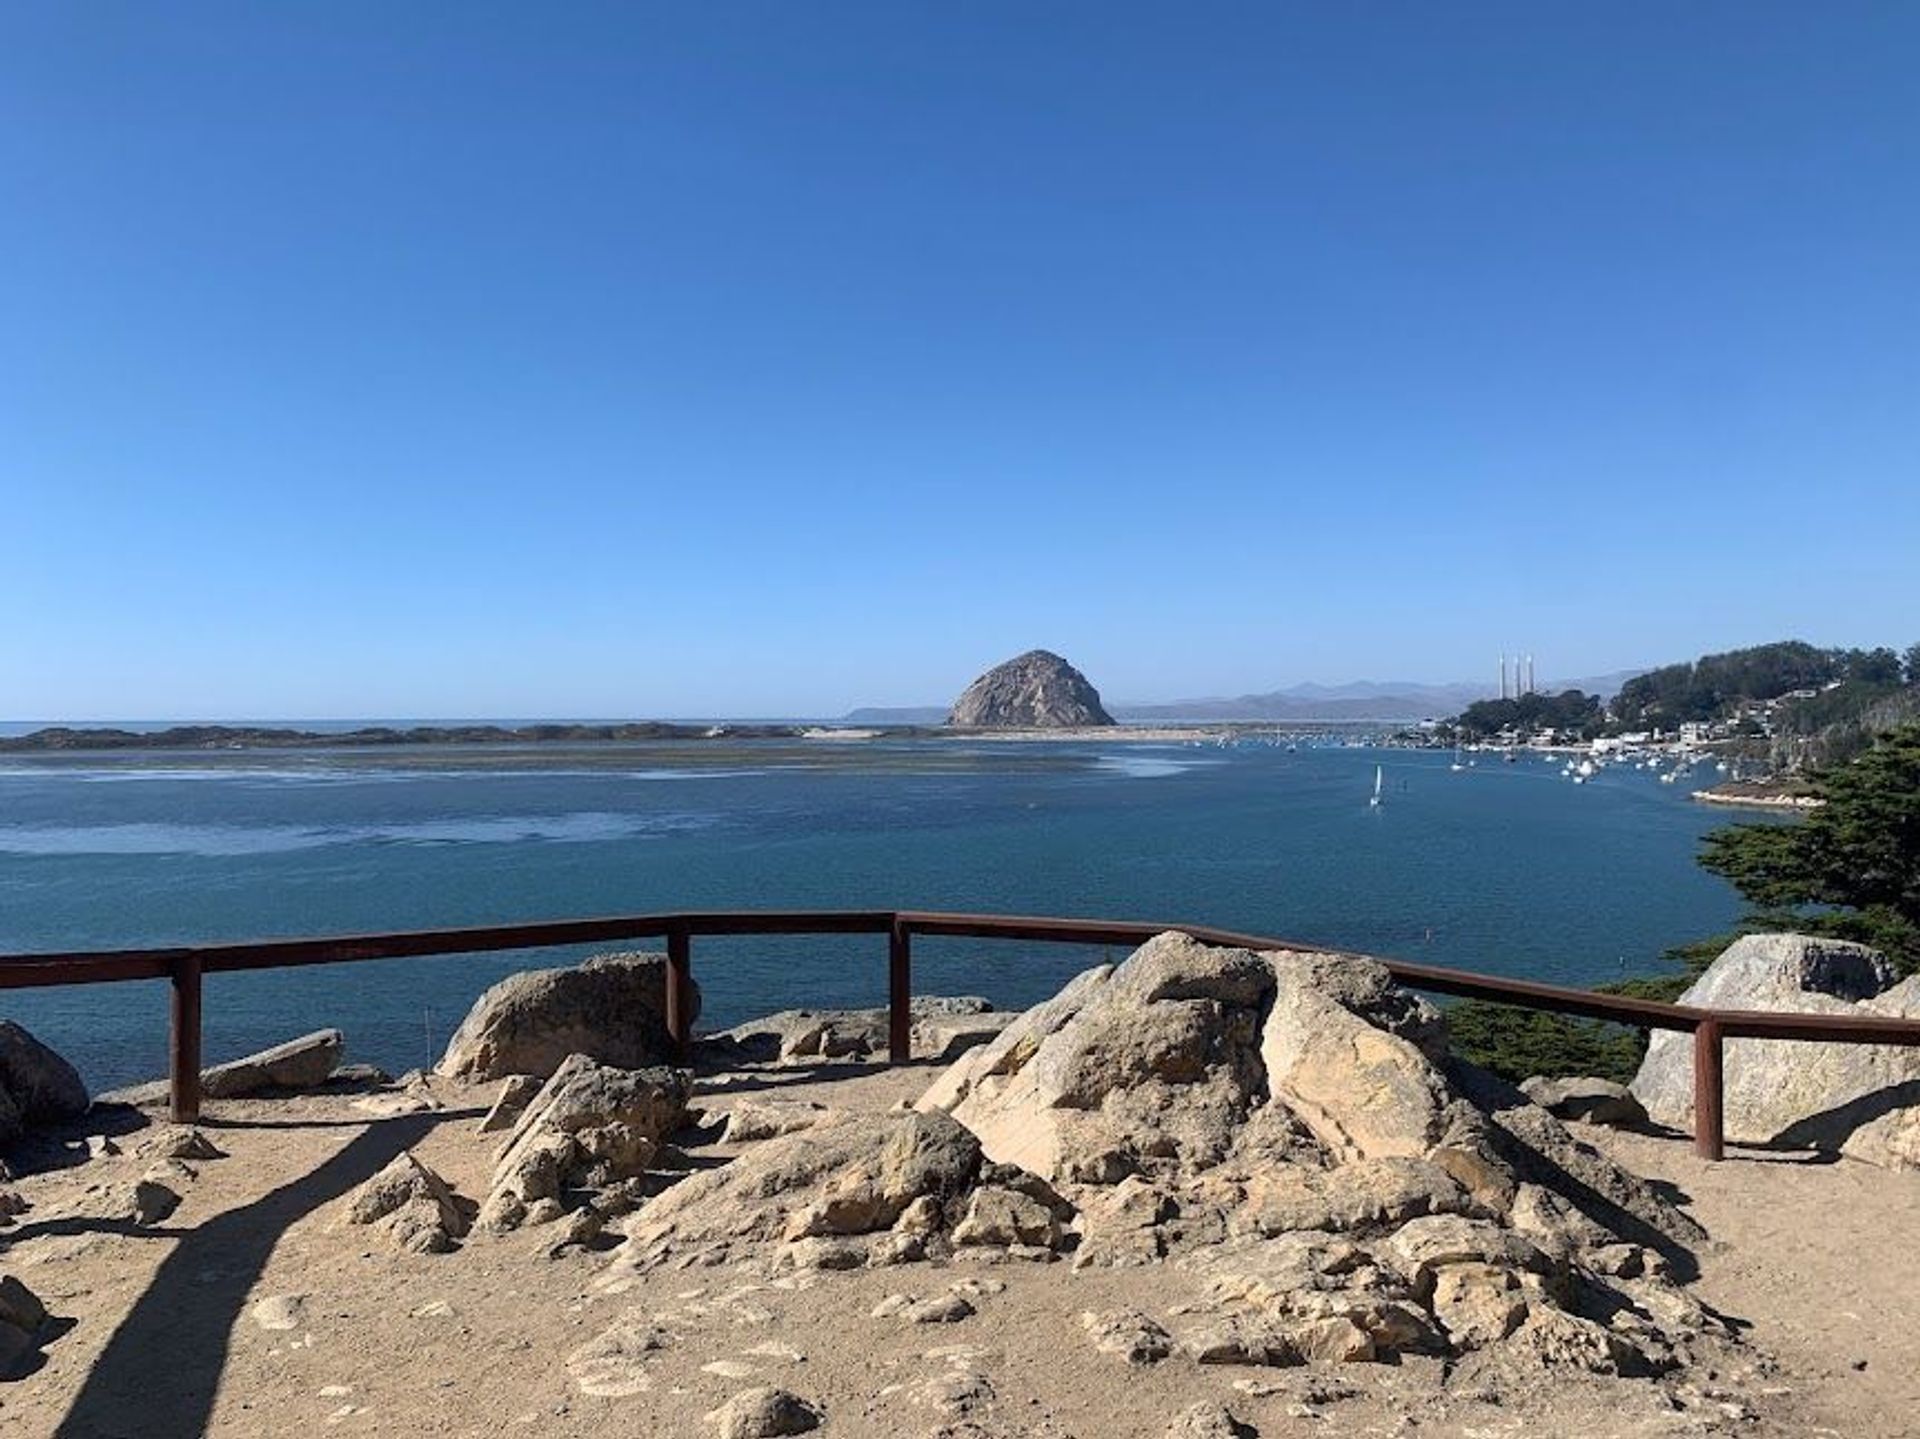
[1699,722,1920,973]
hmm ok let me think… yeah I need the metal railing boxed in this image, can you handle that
[6,908,1920,1162]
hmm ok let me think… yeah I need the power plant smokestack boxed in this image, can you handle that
[1499,655,1508,701]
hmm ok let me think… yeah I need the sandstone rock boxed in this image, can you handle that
[607,1111,987,1274]
[915,930,1706,1375]
[200,1030,344,1099]
[481,1056,690,1232]
[566,1311,670,1396]
[705,997,1009,1067]
[1080,1308,1172,1363]
[343,1151,468,1253]
[1631,935,1920,1157]
[479,1074,543,1133]
[251,1293,308,1331]
[723,1099,838,1144]
[0,1021,89,1142]
[1521,1076,1648,1128]
[901,1293,974,1324]
[947,650,1115,728]
[951,1187,1059,1248]
[0,1275,48,1380]
[438,951,696,1083]
[705,1386,822,1438]
[1165,1401,1256,1438]
[906,1369,994,1415]
[133,1127,226,1163]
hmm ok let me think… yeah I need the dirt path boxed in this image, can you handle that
[1591,1128,1920,1438]
[0,1068,1913,1437]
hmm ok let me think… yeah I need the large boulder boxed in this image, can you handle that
[916,931,1710,1374]
[1630,934,1920,1159]
[439,952,696,1083]
[946,650,1115,728]
[0,1021,88,1143]
[479,1054,691,1233]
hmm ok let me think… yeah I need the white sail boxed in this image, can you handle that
[1369,763,1383,807]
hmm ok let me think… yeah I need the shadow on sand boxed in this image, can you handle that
[53,1112,438,1439]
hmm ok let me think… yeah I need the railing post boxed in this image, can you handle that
[169,954,203,1123]
[665,923,692,1065]
[1692,1018,1724,1161]
[889,918,912,1064]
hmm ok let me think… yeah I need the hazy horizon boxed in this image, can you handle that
[5,6,1916,718]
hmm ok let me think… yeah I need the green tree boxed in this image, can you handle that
[1905,642,1920,687]
[1699,723,1920,972]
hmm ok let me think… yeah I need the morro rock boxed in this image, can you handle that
[947,650,1115,729]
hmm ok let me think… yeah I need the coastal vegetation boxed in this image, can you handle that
[1453,689,1606,741]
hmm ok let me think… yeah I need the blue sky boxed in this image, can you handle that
[3,4,1916,719]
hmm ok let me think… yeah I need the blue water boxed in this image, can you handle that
[0,740,1751,1090]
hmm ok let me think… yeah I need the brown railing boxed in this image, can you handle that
[6,908,1920,1162]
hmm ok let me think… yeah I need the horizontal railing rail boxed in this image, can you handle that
[4,907,1919,1162]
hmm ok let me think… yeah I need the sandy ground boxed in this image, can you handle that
[2,1062,1916,1439]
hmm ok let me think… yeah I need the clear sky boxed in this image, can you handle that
[3,4,1916,719]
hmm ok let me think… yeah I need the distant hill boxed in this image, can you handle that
[847,670,1645,726]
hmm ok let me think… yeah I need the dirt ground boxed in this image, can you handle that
[2,1060,1916,1439]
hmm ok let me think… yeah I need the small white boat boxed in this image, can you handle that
[1369,764,1384,808]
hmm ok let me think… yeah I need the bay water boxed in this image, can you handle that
[0,739,1750,1091]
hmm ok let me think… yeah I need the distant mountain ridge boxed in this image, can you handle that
[844,670,1644,725]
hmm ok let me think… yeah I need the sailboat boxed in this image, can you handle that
[1449,743,1466,773]
[1369,764,1384,808]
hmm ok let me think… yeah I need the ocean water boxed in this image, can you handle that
[0,739,1755,1091]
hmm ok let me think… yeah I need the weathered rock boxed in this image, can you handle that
[916,930,1707,1375]
[0,1275,48,1379]
[906,1369,994,1415]
[1080,1307,1173,1363]
[705,1385,822,1438]
[1522,1076,1649,1128]
[566,1310,670,1396]
[132,1127,226,1163]
[1164,1400,1256,1438]
[200,1030,344,1099]
[605,1110,992,1275]
[250,1293,308,1331]
[480,1055,690,1232]
[0,1021,89,1143]
[722,1099,839,1144]
[951,1186,1059,1248]
[1630,934,1920,1157]
[342,1151,469,1253]
[438,951,696,1083]
[946,650,1115,728]
[704,997,1010,1067]
[479,1075,543,1134]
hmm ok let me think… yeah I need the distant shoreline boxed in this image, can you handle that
[1691,782,1822,812]
[0,720,1341,755]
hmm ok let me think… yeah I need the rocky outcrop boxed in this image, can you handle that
[1630,933,1920,1163]
[438,952,695,1083]
[702,996,1012,1066]
[916,931,1711,1375]
[601,1109,1075,1277]
[342,1151,469,1253]
[946,650,1115,728]
[0,1021,89,1144]
[479,1055,691,1234]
